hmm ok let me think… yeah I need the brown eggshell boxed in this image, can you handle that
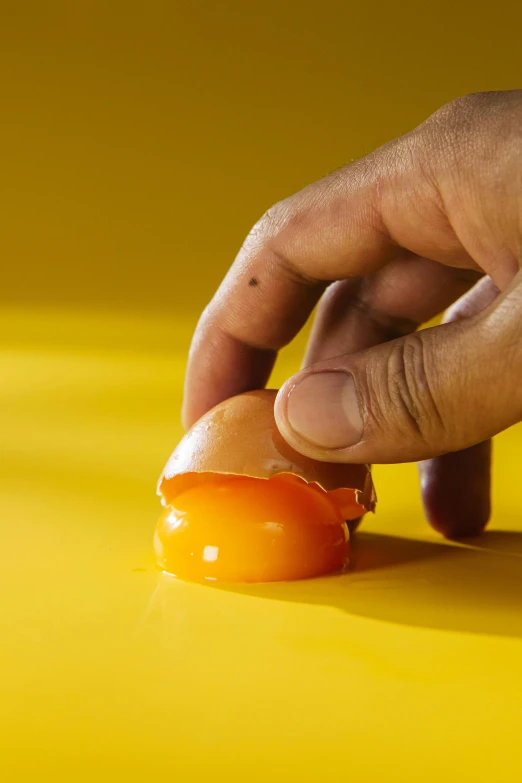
[158,390,375,520]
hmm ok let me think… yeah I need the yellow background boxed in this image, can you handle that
[1,2,522,781]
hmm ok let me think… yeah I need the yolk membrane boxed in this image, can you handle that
[154,474,349,583]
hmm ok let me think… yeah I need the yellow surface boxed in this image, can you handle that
[2,307,522,782]
[2,3,522,780]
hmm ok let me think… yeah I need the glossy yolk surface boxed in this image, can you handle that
[155,475,349,583]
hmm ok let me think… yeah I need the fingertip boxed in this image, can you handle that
[276,369,364,456]
[274,372,338,461]
[422,486,490,540]
[181,383,201,431]
[274,375,303,450]
[419,442,492,539]
[181,387,214,430]
[180,402,192,432]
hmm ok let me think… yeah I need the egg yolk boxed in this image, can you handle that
[154,475,349,583]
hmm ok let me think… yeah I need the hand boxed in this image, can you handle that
[182,91,522,538]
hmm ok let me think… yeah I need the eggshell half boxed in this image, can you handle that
[158,390,376,521]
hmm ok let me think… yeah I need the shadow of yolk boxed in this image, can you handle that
[208,529,522,639]
[154,475,350,583]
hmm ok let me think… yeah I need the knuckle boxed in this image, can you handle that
[245,201,289,249]
[422,91,520,161]
[444,91,488,114]
[242,201,318,288]
[382,335,445,442]
[430,92,493,127]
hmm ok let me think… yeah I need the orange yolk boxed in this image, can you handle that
[154,475,349,583]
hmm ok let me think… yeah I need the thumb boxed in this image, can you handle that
[275,277,522,464]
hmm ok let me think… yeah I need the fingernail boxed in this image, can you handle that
[286,371,363,449]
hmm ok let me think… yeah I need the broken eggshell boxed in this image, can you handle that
[158,389,376,527]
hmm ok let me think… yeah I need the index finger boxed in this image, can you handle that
[181,135,468,428]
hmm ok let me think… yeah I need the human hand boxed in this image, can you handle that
[183,91,522,538]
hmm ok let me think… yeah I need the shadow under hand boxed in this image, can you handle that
[215,530,522,639]
[464,529,522,558]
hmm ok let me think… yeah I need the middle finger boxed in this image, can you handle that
[303,253,481,367]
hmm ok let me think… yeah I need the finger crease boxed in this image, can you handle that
[351,297,419,341]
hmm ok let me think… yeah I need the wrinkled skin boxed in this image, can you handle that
[183,90,522,538]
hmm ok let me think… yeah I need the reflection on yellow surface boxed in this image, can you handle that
[1,307,522,782]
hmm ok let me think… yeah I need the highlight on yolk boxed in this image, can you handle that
[154,474,350,583]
